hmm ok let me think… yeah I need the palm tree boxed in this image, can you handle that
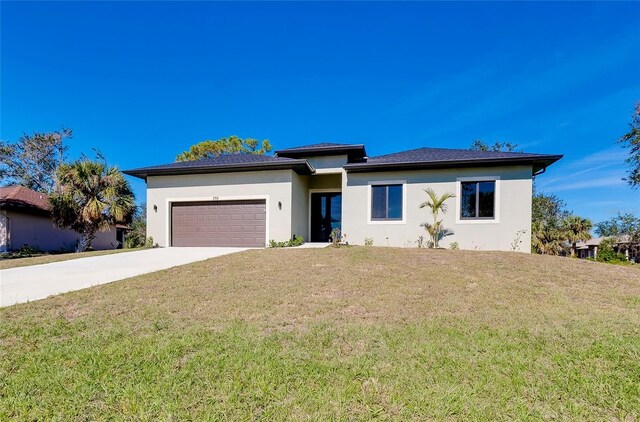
[531,220,564,255]
[562,215,593,257]
[50,159,135,252]
[419,188,455,248]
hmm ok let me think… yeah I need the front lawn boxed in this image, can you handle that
[1,247,639,420]
[0,248,146,270]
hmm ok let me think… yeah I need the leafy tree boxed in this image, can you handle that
[124,202,148,248]
[618,102,640,188]
[50,158,135,252]
[562,215,593,258]
[531,220,564,256]
[176,136,272,162]
[594,212,640,237]
[470,140,520,152]
[531,192,570,255]
[419,188,455,248]
[0,128,72,193]
[532,192,570,225]
[595,238,628,264]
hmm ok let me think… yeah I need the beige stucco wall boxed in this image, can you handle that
[291,174,309,240]
[146,170,297,247]
[342,166,533,252]
[144,164,533,251]
[309,173,342,190]
[305,155,347,173]
[0,210,117,252]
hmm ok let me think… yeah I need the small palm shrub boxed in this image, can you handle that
[419,188,455,248]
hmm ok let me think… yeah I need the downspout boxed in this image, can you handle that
[533,166,547,177]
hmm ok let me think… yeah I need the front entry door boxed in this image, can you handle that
[310,192,342,242]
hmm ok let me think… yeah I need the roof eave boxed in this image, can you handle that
[123,160,315,179]
[275,144,367,159]
[343,155,564,173]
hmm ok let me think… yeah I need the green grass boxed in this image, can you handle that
[1,247,639,420]
[0,248,146,270]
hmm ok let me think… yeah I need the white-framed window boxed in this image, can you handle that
[368,181,406,224]
[456,176,500,224]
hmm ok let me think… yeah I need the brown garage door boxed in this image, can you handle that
[171,200,266,247]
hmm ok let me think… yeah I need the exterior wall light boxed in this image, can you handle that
[153,204,158,212]
[278,201,282,210]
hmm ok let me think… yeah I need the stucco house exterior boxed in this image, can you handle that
[0,186,119,252]
[125,143,562,251]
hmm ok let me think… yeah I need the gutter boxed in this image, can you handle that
[343,155,564,174]
[123,159,316,180]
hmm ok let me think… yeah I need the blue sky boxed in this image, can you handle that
[2,1,639,223]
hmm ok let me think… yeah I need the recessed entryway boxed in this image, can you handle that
[310,192,341,242]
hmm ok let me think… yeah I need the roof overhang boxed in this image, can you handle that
[0,201,51,216]
[343,155,564,174]
[275,144,367,161]
[123,159,315,180]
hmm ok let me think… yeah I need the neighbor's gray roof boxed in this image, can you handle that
[576,235,632,249]
[344,147,563,173]
[123,154,314,179]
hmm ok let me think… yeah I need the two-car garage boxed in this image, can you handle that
[171,200,266,247]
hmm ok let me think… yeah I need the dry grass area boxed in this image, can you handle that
[0,248,145,270]
[16,246,637,330]
[1,247,639,420]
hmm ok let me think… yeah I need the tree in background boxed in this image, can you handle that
[419,188,455,248]
[563,215,593,258]
[531,220,564,255]
[124,202,150,248]
[618,103,640,188]
[470,140,520,152]
[531,192,570,255]
[50,158,135,252]
[176,136,272,162]
[0,128,72,193]
[595,212,640,237]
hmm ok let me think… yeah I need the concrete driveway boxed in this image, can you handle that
[0,247,248,307]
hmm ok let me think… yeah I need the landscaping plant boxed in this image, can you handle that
[49,157,135,252]
[419,188,455,248]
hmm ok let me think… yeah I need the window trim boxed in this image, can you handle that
[455,176,500,224]
[367,180,406,224]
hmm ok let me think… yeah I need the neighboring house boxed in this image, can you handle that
[0,186,118,253]
[124,143,562,251]
[576,235,638,262]
[575,237,605,259]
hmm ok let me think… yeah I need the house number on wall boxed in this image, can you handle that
[212,196,219,200]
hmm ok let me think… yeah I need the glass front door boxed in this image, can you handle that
[310,192,342,242]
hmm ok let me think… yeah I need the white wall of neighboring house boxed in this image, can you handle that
[342,165,533,251]
[0,210,117,252]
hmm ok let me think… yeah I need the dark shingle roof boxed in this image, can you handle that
[344,147,563,173]
[275,143,366,160]
[124,144,563,179]
[276,142,361,150]
[123,154,314,179]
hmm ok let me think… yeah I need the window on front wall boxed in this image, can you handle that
[371,184,403,220]
[460,181,495,219]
